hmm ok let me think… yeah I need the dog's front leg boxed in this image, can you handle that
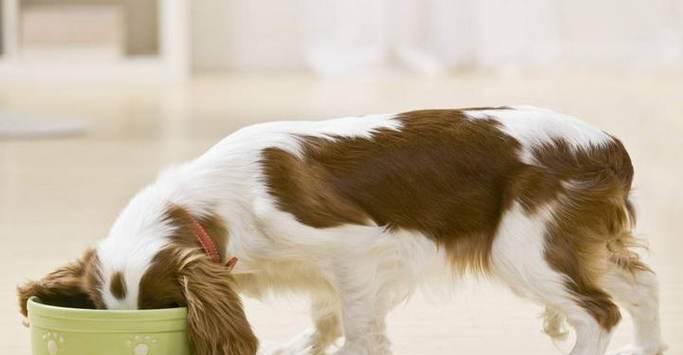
[267,295,342,355]
[332,261,379,355]
[371,305,392,355]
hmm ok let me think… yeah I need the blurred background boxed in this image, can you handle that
[1,1,682,354]
[2,0,683,79]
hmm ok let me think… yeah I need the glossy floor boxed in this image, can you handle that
[1,72,681,354]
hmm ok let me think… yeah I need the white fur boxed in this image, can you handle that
[492,202,612,355]
[464,106,613,164]
[97,108,660,355]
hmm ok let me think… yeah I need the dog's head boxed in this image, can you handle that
[18,197,258,355]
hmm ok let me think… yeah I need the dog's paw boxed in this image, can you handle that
[332,343,370,355]
[265,344,314,355]
[608,344,667,355]
[262,328,320,355]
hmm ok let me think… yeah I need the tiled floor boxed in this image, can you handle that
[1,72,681,354]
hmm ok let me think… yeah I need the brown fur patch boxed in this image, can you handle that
[180,251,258,355]
[531,138,637,330]
[110,271,127,300]
[17,249,103,316]
[138,246,186,310]
[262,109,524,273]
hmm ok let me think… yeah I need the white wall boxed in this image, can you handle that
[190,0,683,74]
[191,0,306,72]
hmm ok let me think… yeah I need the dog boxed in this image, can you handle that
[18,106,664,355]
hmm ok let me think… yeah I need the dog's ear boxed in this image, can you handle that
[180,254,258,355]
[17,249,101,316]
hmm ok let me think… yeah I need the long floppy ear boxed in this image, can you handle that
[17,249,101,317]
[180,254,258,355]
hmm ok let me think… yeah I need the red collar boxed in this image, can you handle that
[189,216,221,263]
[189,214,238,270]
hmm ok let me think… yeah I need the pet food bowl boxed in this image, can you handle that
[27,297,191,355]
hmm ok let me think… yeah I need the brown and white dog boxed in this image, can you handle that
[18,107,664,355]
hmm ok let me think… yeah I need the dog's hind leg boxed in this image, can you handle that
[602,259,665,355]
[492,202,617,355]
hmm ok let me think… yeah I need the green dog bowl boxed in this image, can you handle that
[27,297,191,355]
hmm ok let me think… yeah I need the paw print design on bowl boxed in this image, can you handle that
[126,335,158,355]
[41,332,64,355]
